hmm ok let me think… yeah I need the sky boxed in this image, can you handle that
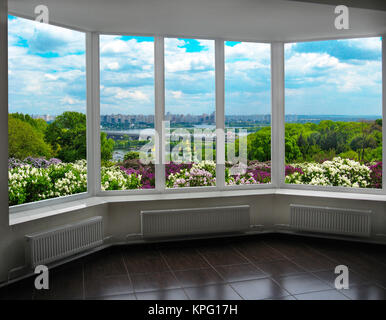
[8,15,383,117]
[8,15,86,116]
[285,38,382,116]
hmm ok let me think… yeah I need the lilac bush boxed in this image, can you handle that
[9,157,383,206]
[166,161,216,188]
[369,161,382,189]
[8,157,62,169]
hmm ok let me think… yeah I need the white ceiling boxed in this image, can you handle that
[8,0,386,42]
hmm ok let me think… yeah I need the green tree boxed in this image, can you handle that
[45,112,87,162]
[350,121,377,163]
[8,115,52,159]
[246,127,271,161]
[101,132,115,162]
[285,133,302,162]
[46,112,116,163]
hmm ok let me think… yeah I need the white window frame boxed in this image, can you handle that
[281,36,386,195]
[7,11,386,214]
[8,14,91,214]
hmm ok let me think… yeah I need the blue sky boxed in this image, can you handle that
[285,38,382,116]
[8,15,86,116]
[8,15,382,117]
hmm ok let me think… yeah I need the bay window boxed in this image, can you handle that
[7,13,385,212]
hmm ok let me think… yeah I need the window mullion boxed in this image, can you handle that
[382,36,386,193]
[271,42,285,188]
[86,32,101,196]
[155,36,165,192]
[215,39,225,190]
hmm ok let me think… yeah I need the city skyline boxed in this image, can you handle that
[29,112,381,125]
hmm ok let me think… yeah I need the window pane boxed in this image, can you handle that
[164,38,216,188]
[8,15,87,206]
[285,38,382,188]
[100,35,155,190]
[225,42,271,186]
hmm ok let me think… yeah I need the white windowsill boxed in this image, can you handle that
[9,188,386,226]
[9,197,107,226]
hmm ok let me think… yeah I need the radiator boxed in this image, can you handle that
[25,216,103,267]
[290,204,371,237]
[141,205,250,238]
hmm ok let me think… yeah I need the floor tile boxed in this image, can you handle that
[265,295,296,300]
[267,240,318,258]
[198,247,248,266]
[33,263,84,300]
[136,289,189,300]
[161,248,210,271]
[3,234,386,300]
[185,284,242,300]
[233,242,285,263]
[131,272,181,293]
[215,264,268,282]
[0,277,34,300]
[88,293,136,300]
[274,273,331,295]
[290,254,337,272]
[294,289,349,300]
[124,252,169,274]
[84,275,133,298]
[312,269,370,288]
[174,268,224,287]
[256,260,305,277]
[341,284,386,300]
[83,248,127,277]
[231,278,289,300]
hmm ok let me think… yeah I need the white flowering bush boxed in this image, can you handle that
[50,160,88,197]
[285,157,371,188]
[9,158,142,205]
[166,161,216,188]
[101,166,142,190]
[9,165,53,205]
[9,160,88,206]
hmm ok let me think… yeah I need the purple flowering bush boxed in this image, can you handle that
[8,157,62,169]
[166,161,216,188]
[369,161,382,189]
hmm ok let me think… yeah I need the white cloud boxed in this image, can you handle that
[344,37,382,51]
[286,50,382,95]
[106,62,120,70]
[165,38,215,73]
[225,42,270,62]
[61,96,76,105]
[114,88,150,102]
[170,90,183,99]
[44,73,58,80]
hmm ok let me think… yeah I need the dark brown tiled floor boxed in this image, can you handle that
[1,234,386,300]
